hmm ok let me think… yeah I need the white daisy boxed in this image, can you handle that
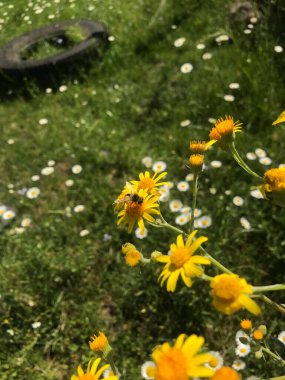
[7,329,14,336]
[196,215,212,228]
[59,85,67,92]
[3,210,16,220]
[196,43,206,50]
[108,36,115,42]
[135,227,148,239]
[21,218,32,228]
[72,164,82,174]
[158,186,170,202]
[38,118,48,125]
[169,199,183,212]
[232,359,246,371]
[236,343,251,357]
[274,46,283,53]
[177,181,189,192]
[247,376,260,380]
[180,119,191,127]
[255,148,266,158]
[180,63,193,74]
[235,330,250,345]
[202,52,212,60]
[31,321,41,329]
[80,229,89,237]
[48,160,55,166]
[279,163,285,168]
[65,179,74,187]
[141,361,155,379]
[250,17,258,23]
[142,156,152,168]
[180,206,190,213]
[259,157,272,166]
[41,167,54,176]
[26,187,40,199]
[209,188,217,195]
[216,34,230,43]
[103,233,112,241]
[74,205,85,213]
[205,351,223,371]
[244,29,251,34]
[175,213,190,225]
[46,88,52,94]
[14,227,25,234]
[229,83,240,89]
[208,117,216,124]
[224,94,235,102]
[210,160,222,168]
[240,217,251,230]
[233,196,244,206]
[185,173,194,181]
[31,175,40,181]
[152,161,167,173]
[246,152,256,160]
[174,37,186,47]
[250,189,263,199]
[194,208,202,217]
[7,139,15,144]
[277,331,285,344]
[166,181,174,189]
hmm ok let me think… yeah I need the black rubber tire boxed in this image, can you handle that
[0,20,109,75]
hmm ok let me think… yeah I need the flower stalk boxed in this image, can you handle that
[229,142,262,179]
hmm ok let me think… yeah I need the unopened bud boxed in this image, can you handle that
[258,325,267,335]
[255,350,263,359]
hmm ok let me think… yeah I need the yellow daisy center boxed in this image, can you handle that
[170,247,190,268]
[125,202,143,218]
[138,178,156,191]
[213,276,241,301]
[154,348,188,380]
[209,356,219,367]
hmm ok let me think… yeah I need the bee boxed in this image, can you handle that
[115,192,144,205]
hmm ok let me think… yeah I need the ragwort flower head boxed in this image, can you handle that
[115,188,160,233]
[155,231,210,292]
[208,116,242,148]
[210,274,261,316]
[189,140,207,154]
[131,171,168,195]
[260,167,285,207]
[151,334,214,380]
[89,332,110,354]
[71,358,118,380]
[121,243,142,267]
[211,366,241,380]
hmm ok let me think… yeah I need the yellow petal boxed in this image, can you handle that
[186,230,197,246]
[181,270,192,287]
[166,270,180,292]
[188,236,208,255]
[182,335,204,357]
[188,366,215,378]
[174,334,187,348]
[190,255,211,265]
[94,364,110,379]
[176,234,184,248]
[155,255,170,263]
[238,294,261,316]
[90,358,101,374]
[272,111,285,125]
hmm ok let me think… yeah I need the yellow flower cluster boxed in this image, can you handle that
[114,171,168,233]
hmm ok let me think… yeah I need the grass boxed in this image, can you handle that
[0,0,285,379]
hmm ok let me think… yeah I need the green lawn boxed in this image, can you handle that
[0,0,285,379]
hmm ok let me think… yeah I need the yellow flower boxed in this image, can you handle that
[89,332,109,353]
[71,358,118,380]
[116,189,160,233]
[208,116,242,148]
[260,167,285,207]
[253,329,263,341]
[121,243,142,267]
[272,110,285,125]
[189,140,207,154]
[211,366,240,380]
[240,319,252,330]
[155,231,210,292]
[131,171,168,194]
[210,274,261,316]
[151,334,214,380]
[188,154,204,173]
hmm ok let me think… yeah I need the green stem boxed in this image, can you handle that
[261,346,285,365]
[253,284,285,293]
[253,295,285,315]
[107,354,119,376]
[229,142,262,179]
[270,377,285,380]
[189,174,198,233]
[201,274,213,281]
[199,246,233,274]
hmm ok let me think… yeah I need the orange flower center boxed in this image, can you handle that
[154,348,188,380]
[211,366,240,380]
[138,178,156,191]
[170,247,190,268]
[125,202,143,218]
[213,276,241,301]
[78,374,96,380]
[240,319,252,330]
[125,250,141,267]
[264,168,285,191]
[253,330,263,340]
